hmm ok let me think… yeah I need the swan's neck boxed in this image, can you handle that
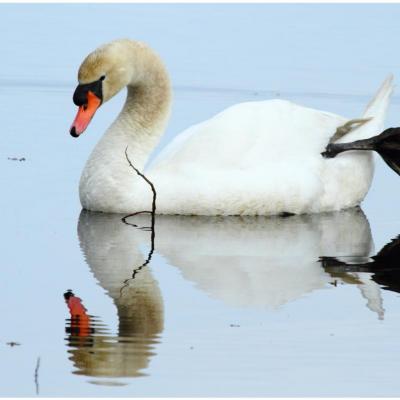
[103,61,171,168]
[80,52,171,213]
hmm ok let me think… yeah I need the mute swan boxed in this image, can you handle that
[70,39,394,215]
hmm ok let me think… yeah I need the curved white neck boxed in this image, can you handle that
[99,61,171,168]
[79,49,171,213]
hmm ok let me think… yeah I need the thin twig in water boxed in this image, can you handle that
[119,146,157,297]
[122,146,156,217]
[34,357,40,395]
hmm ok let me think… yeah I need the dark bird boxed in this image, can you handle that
[322,127,400,177]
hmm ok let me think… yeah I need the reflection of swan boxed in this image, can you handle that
[70,39,393,215]
[70,207,390,384]
[153,208,376,310]
[117,208,381,315]
[65,211,163,381]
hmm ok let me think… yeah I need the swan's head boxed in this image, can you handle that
[70,40,134,137]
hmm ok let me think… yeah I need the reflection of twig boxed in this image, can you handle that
[122,210,153,231]
[119,226,155,297]
[34,357,40,395]
[119,147,157,297]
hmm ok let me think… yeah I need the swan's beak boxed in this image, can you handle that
[70,91,101,137]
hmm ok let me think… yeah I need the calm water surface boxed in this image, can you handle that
[2,3,400,397]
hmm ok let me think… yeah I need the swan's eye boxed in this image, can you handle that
[100,75,106,81]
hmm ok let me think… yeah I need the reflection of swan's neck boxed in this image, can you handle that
[77,211,164,332]
[117,270,163,337]
[73,211,164,378]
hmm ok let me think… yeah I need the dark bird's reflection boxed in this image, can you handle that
[66,207,400,382]
[321,235,400,308]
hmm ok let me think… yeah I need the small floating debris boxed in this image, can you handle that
[6,341,21,347]
[7,157,26,162]
[88,380,127,387]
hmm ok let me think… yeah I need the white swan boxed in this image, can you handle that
[70,39,394,215]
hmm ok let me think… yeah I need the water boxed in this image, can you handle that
[2,3,400,397]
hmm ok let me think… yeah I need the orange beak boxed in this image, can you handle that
[70,91,102,137]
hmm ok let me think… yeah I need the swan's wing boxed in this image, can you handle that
[148,99,347,174]
[147,119,203,171]
[149,76,393,173]
[146,99,384,215]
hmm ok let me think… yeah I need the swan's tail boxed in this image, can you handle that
[326,74,394,145]
[363,74,394,121]
[351,74,394,141]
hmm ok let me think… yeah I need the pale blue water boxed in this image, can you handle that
[2,3,400,397]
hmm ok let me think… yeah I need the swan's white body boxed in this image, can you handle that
[77,40,393,215]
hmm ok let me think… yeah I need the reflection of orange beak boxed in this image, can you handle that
[70,91,101,137]
[65,291,91,337]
